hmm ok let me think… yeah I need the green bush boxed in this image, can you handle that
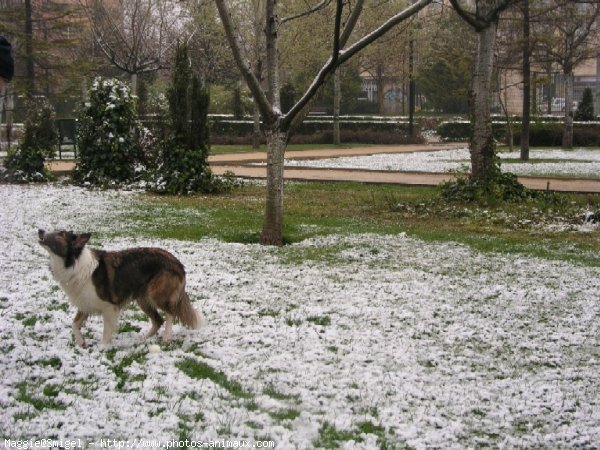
[74,77,150,185]
[441,167,528,204]
[150,42,223,195]
[575,88,595,121]
[513,122,600,147]
[440,160,562,206]
[436,121,471,142]
[209,117,418,145]
[438,119,600,146]
[2,97,58,182]
[152,146,213,194]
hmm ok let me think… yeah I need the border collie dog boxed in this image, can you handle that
[38,229,205,347]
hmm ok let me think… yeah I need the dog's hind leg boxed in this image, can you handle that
[137,298,164,339]
[73,310,89,347]
[163,314,174,342]
[101,304,120,345]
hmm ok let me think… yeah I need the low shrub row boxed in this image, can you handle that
[207,117,421,145]
[437,120,600,146]
[209,117,416,136]
[211,129,425,146]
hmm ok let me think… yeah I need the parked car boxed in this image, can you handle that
[551,97,578,112]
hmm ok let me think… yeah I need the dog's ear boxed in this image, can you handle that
[73,233,92,250]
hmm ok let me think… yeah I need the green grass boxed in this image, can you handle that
[313,421,392,449]
[16,381,66,411]
[306,315,331,326]
[37,357,62,369]
[176,358,251,399]
[111,351,147,390]
[117,182,599,267]
[269,408,301,421]
[263,384,301,403]
[118,321,142,333]
[258,309,280,318]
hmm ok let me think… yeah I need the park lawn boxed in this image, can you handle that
[129,182,600,267]
[1,183,599,448]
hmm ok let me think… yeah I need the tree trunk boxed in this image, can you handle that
[252,103,261,149]
[0,83,5,144]
[5,84,14,149]
[408,37,415,138]
[260,129,287,245]
[130,73,138,97]
[547,62,554,115]
[520,0,530,161]
[265,0,280,111]
[596,53,600,115]
[376,67,385,115]
[499,74,513,152]
[333,69,341,145]
[25,0,35,96]
[562,71,574,149]
[470,21,498,181]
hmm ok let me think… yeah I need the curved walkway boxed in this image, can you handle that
[46,144,600,193]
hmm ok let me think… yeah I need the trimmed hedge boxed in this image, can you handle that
[437,120,600,146]
[209,117,415,136]
[141,115,423,145]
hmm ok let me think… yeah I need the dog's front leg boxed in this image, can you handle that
[101,305,120,345]
[73,310,89,347]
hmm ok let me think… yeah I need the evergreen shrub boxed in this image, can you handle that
[150,42,229,194]
[74,77,151,185]
[575,88,594,121]
[2,97,58,182]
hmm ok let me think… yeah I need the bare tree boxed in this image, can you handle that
[449,0,517,181]
[215,0,432,245]
[80,0,188,94]
[537,0,600,148]
[187,0,237,85]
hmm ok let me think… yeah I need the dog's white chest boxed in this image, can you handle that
[49,249,107,315]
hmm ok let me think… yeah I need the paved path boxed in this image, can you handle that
[209,143,465,163]
[46,144,600,193]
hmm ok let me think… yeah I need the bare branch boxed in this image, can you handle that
[340,0,364,46]
[450,0,518,31]
[284,0,433,130]
[214,0,275,123]
[332,0,344,62]
[280,0,333,26]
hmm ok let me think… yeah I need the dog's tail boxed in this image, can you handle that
[173,290,206,330]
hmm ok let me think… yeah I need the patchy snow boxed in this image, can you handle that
[285,148,600,178]
[1,184,599,448]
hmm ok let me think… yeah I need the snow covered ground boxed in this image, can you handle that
[285,148,600,178]
[1,184,599,449]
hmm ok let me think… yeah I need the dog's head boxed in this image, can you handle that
[38,229,91,267]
